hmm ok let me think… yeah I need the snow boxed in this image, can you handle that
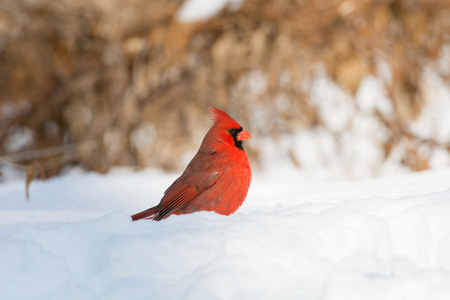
[410,68,450,144]
[2,166,450,300]
[253,65,450,178]
[177,0,242,23]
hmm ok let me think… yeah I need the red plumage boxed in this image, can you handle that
[132,107,252,221]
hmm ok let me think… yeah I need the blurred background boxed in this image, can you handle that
[1,0,450,182]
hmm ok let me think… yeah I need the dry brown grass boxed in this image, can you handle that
[0,0,449,183]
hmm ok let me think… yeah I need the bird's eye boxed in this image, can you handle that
[228,127,242,137]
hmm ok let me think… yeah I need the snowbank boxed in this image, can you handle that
[1,167,450,299]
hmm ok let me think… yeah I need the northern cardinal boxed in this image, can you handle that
[132,107,252,221]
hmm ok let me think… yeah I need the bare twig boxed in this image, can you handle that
[0,141,98,164]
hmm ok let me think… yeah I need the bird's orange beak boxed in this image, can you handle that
[237,130,252,141]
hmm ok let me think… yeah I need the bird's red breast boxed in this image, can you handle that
[131,107,252,221]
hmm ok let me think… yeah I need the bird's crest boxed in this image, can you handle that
[209,107,241,128]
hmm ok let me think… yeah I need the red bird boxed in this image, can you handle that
[132,107,252,221]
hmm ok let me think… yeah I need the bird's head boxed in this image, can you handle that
[205,107,252,151]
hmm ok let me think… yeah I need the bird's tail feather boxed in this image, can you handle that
[131,206,158,221]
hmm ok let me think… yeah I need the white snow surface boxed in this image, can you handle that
[2,166,450,300]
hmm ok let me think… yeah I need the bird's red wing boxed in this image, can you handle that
[154,171,220,220]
